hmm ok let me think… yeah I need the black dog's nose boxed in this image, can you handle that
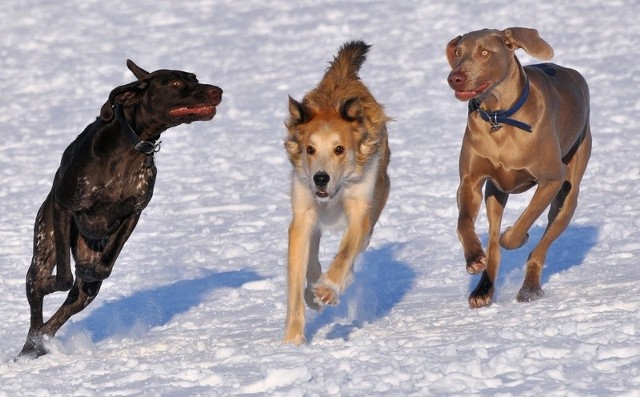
[313,172,330,188]
[204,85,223,105]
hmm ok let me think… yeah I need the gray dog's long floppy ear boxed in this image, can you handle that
[99,80,148,121]
[126,59,150,80]
[502,27,554,60]
[445,35,462,67]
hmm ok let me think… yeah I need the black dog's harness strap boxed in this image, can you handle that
[114,104,161,167]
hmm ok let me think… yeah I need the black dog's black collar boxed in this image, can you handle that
[114,104,161,167]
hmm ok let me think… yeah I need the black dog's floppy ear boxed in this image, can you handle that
[99,80,147,121]
[126,59,150,80]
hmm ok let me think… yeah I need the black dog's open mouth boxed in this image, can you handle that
[169,105,217,119]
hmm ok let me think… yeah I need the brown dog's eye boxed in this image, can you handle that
[306,146,316,155]
[480,50,489,56]
[171,80,184,88]
[334,146,345,155]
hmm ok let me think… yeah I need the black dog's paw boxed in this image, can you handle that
[18,335,48,359]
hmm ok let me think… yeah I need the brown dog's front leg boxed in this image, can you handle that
[284,211,317,345]
[314,199,371,306]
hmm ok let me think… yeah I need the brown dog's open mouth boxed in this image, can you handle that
[168,105,217,119]
[454,82,491,101]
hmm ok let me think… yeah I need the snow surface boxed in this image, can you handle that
[1,0,639,396]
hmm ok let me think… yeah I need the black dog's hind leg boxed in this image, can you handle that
[20,194,74,358]
[24,214,141,357]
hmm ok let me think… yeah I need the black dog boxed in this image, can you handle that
[19,60,222,358]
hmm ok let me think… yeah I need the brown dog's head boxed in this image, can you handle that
[285,97,374,202]
[446,27,554,101]
[285,94,388,203]
[285,41,389,203]
[100,60,223,131]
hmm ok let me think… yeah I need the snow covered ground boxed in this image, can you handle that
[1,0,639,395]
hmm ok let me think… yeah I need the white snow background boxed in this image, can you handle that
[1,0,639,396]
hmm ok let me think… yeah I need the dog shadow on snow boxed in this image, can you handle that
[469,224,599,299]
[305,243,415,343]
[63,268,264,344]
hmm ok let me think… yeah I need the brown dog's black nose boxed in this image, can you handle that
[313,172,330,188]
[448,71,467,89]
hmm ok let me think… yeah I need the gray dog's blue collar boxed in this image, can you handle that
[468,77,532,133]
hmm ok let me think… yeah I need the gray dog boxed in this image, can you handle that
[446,27,591,308]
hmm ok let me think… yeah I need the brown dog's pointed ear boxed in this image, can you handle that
[503,27,554,60]
[288,96,313,126]
[446,35,462,67]
[99,80,147,121]
[127,59,150,80]
[340,97,363,122]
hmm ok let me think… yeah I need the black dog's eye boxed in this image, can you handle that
[171,80,184,88]
[306,146,316,155]
[334,146,345,155]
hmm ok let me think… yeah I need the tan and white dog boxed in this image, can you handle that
[283,41,390,344]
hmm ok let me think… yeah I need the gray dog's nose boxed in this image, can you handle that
[313,172,330,187]
[447,71,467,89]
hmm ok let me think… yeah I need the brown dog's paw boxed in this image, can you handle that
[466,254,487,274]
[499,226,529,250]
[283,330,306,345]
[516,284,545,302]
[468,293,493,309]
[313,282,340,306]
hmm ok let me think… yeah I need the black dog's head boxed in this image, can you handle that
[100,60,222,131]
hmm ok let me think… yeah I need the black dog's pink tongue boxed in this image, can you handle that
[169,106,215,117]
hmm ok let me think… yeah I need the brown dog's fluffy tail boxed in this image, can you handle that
[324,40,370,82]
[306,40,373,110]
